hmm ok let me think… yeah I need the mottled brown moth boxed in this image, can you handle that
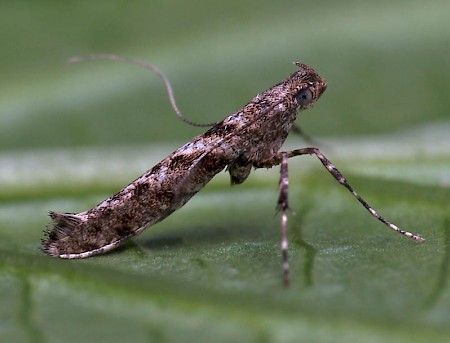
[42,55,424,286]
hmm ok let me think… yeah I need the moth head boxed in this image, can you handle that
[295,88,314,109]
[292,62,327,110]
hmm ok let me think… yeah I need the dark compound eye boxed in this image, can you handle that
[295,89,313,107]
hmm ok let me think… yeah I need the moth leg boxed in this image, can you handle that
[291,124,321,146]
[277,152,290,287]
[256,147,425,242]
[228,156,252,185]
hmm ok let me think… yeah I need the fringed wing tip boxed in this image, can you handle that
[41,211,82,257]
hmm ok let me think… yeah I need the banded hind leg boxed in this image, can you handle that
[256,147,425,285]
[277,152,290,286]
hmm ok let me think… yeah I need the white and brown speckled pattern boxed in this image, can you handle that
[42,59,424,285]
[42,61,327,259]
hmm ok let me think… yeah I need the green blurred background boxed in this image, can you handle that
[1,1,449,342]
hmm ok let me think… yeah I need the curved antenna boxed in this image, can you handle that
[67,54,217,127]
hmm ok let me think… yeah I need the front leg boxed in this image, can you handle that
[228,155,252,185]
[278,152,290,286]
[256,147,425,242]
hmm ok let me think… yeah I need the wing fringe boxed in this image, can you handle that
[41,211,82,256]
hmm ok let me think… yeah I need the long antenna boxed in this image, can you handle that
[67,54,217,127]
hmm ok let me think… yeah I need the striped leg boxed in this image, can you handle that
[260,147,425,243]
[277,152,290,287]
[256,147,425,285]
[288,147,424,241]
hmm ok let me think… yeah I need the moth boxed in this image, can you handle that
[42,55,424,285]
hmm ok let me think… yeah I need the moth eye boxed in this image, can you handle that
[295,89,313,107]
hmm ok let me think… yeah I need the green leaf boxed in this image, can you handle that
[1,1,450,342]
[1,127,449,342]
